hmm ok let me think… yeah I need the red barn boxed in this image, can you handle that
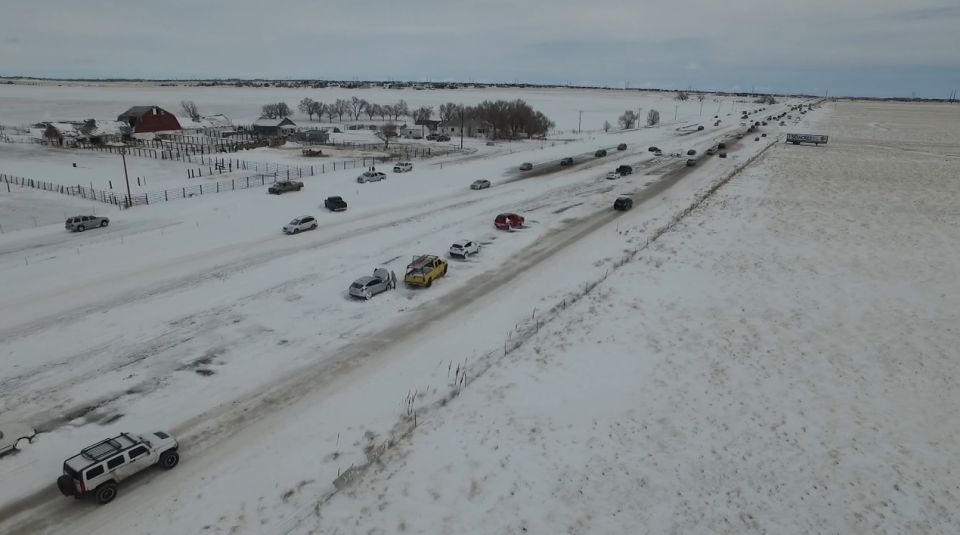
[117,105,181,134]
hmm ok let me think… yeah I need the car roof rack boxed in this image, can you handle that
[81,435,129,462]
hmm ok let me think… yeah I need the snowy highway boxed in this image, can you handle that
[0,89,798,534]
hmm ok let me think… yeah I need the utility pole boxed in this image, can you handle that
[674,105,678,121]
[699,99,704,116]
[717,100,722,113]
[578,111,583,133]
[120,147,132,208]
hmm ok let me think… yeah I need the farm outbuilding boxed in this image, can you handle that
[42,124,66,147]
[294,130,330,143]
[438,118,493,139]
[41,120,129,147]
[117,106,181,134]
[252,117,297,137]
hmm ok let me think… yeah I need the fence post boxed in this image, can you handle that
[182,187,186,197]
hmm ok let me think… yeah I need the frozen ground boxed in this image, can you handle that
[0,187,108,232]
[291,100,960,535]
[0,89,802,535]
[0,142,218,192]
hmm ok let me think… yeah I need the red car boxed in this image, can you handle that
[494,213,524,229]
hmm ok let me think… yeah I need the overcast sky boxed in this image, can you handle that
[1,0,958,97]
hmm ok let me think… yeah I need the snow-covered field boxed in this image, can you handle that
[0,83,745,132]
[288,100,960,535]
[0,87,832,535]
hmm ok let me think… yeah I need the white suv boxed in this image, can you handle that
[357,171,386,183]
[57,431,180,505]
[283,215,318,234]
[449,239,481,258]
[393,162,413,173]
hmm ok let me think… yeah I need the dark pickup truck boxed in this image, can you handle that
[324,196,348,212]
[268,180,304,194]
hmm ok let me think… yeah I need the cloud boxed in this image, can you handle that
[0,0,956,96]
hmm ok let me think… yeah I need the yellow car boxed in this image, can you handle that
[404,255,448,287]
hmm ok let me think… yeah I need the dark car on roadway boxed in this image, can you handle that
[324,196,347,212]
[613,197,633,211]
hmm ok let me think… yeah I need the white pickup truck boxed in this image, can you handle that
[56,431,180,504]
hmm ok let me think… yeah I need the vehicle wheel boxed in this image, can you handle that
[293,228,300,234]
[77,225,85,232]
[442,266,447,275]
[311,223,318,230]
[158,450,179,470]
[426,279,433,288]
[100,220,108,227]
[95,482,118,505]
[57,475,76,497]
[364,293,371,301]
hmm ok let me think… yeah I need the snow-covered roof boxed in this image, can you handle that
[176,114,234,130]
[253,117,296,127]
[43,119,128,138]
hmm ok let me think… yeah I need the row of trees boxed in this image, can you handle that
[605,109,661,131]
[186,95,554,140]
[290,97,554,139]
[294,97,414,123]
[675,92,707,102]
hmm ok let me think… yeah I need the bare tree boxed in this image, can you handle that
[392,100,409,121]
[469,98,553,140]
[603,120,612,132]
[261,103,279,118]
[333,99,349,121]
[646,109,661,126]
[325,104,338,122]
[439,102,462,122]
[414,105,434,122]
[349,96,368,120]
[696,93,706,102]
[376,123,398,149]
[310,101,326,121]
[299,98,317,120]
[618,110,637,129]
[181,100,200,121]
[675,92,690,101]
[365,103,380,121]
[378,104,391,121]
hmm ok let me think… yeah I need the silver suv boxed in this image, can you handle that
[66,215,109,232]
